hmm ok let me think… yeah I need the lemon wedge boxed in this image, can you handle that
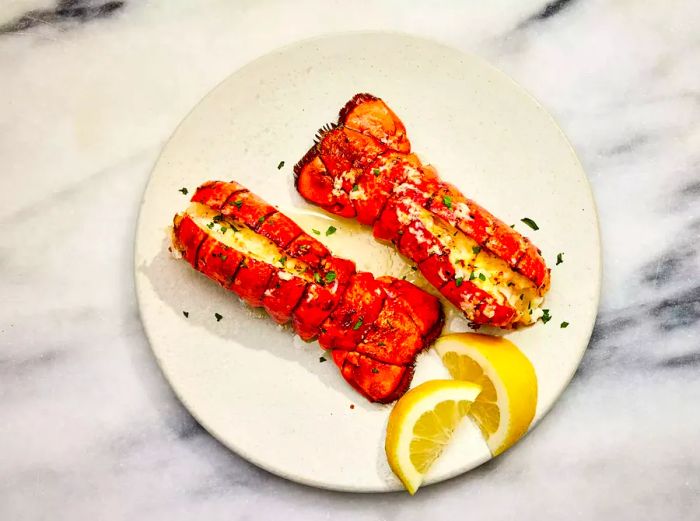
[385,379,482,495]
[434,333,538,456]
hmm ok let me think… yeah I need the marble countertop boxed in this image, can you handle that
[2,1,699,519]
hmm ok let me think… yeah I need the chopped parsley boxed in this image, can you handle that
[214,312,223,322]
[313,272,322,284]
[206,222,215,229]
[478,273,486,281]
[352,184,359,192]
[378,342,386,346]
[312,228,321,235]
[231,200,243,209]
[541,309,551,324]
[443,195,452,209]
[455,276,464,287]
[353,318,363,330]
[212,214,224,222]
[560,321,569,328]
[556,252,564,265]
[325,271,337,283]
[182,311,189,318]
[220,227,227,234]
[469,272,476,281]
[371,368,379,374]
[410,266,418,271]
[178,187,188,195]
[319,356,326,363]
[520,217,539,231]
[372,168,380,177]
[326,225,337,236]
[277,160,285,170]
[278,256,287,265]
[258,216,265,223]
[472,246,482,254]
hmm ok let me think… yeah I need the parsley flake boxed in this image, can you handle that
[220,227,227,234]
[182,311,189,318]
[214,313,223,322]
[313,272,321,284]
[472,246,481,254]
[312,228,321,235]
[372,168,380,177]
[560,321,569,328]
[556,252,564,265]
[258,216,265,223]
[352,184,359,192]
[469,272,476,281]
[178,187,188,195]
[277,160,285,170]
[325,271,337,283]
[353,318,363,330]
[319,356,326,363]
[278,256,287,265]
[521,217,539,230]
[231,200,243,209]
[443,195,452,209]
[326,225,337,236]
[455,276,464,287]
[478,273,486,281]
[371,368,379,374]
[541,309,551,324]
[206,222,215,229]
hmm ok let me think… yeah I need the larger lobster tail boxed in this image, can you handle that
[293,93,551,328]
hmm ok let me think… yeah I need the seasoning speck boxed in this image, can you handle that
[556,252,564,265]
[560,321,569,328]
[179,187,188,195]
[326,225,337,236]
[520,217,539,230]
[214,313,223,322]
[541,309,551,324]
[183,311,189,318]
[277,160,285,170]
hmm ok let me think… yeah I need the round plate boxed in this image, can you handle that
[135,32,601,492]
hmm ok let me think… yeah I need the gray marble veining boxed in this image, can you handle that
[1,1,699,519]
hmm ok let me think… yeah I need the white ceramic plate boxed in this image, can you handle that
[135,32,601,492]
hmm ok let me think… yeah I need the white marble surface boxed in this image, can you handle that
[1,1,699,519]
